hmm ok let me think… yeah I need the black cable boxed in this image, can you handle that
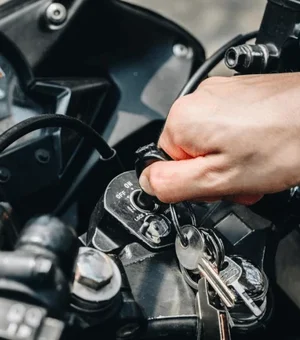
[178,30,258,97]
[0,114,115,159]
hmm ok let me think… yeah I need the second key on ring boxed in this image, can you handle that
[175,225,236,308]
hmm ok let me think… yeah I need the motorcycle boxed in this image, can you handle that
[0,0,298,339]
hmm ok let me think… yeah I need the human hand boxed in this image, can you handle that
[139,73,300,204]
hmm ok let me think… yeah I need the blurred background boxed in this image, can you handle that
[0,0,268,74]
[125,0,267,75]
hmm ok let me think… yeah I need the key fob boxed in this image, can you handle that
[134,143,172,210]
[135,142,171,179]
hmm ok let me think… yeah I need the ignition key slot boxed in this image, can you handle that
[130,189,159,213]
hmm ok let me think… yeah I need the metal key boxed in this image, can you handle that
[220,256,263,317]
[175,225,236,308]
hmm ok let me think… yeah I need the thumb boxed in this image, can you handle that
[139,156,227,203]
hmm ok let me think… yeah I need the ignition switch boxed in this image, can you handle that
[134,143,171,211]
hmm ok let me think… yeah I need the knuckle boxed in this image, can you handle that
[165,98,191,145]
[157,134,168,151]
[200,161,235,195]
[170,129,183,148]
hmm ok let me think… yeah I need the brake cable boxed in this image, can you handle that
[178,30,258,97]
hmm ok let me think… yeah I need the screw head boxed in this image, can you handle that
[75,248,113,290]
[173,44,193,59]
[45,3,67,26]
[35,149,50,164]
[0,167,11,183]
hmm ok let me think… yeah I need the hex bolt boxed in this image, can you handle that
[75,248,114,290]
[35,149,50,164]
[0,167,11,183]
[45,3,67,27]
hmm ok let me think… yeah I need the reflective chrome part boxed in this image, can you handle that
[75,247,113,290]
[45,3,67,28]
[197,256,236,308]
[175,225,235,308]
[223,256,269,327]
[72,247,121,303]
[140,214,171,244]
[220,257,263,317]
[175,225,205,271]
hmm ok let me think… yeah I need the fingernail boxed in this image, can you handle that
[139,175,155,196]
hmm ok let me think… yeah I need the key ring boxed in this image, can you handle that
[179,263,198,290]
[198,228,225,270]
[183,201,197,226]
[170,201,225,269]
[169,202,197,247]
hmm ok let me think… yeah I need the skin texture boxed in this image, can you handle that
[139,73,300,205]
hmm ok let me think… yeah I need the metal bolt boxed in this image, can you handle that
[35,149,50,164]
[173,44,193,59]
[75,248,113,290]
[45,3,67,27]
[225,46,247,69]
[225,44,272,73]
[0,167,11,183]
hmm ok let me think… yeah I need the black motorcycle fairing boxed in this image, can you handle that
[0,31,34,91]
[0,0,206,227]
[0,32,119,223]
[0,0,87,67]
[16,0,205,144]
[0,78,108,214]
